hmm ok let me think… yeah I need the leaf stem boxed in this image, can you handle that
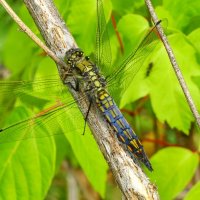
[111,13,124,54]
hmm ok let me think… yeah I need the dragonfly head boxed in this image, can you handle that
[65,48,84,68]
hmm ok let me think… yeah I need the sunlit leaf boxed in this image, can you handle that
[146,147,199,200]
[184,181,200,200]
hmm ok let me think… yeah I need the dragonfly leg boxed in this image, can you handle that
[63,75,80,91]
[82,98,92,135]
[60,68,73,80]
[68,78,80,91]
[84,84,93,93]
[60,68,80,90]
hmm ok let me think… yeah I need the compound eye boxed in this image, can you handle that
[78,51,83,57]
[85,56,90,60]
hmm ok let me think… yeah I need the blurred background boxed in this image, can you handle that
[0,0,200,199]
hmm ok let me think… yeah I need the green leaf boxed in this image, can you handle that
[0,1,23,53]
[146,147,199,200]
[117,14,149,56]
[58,108,108,197]
[3,23,33,73]
[0,106,66,200]
[192,75,200,92]
[111,0,138,14]
[66,0,112,54]
[155,6,177,29]
[188,28,200,56]
[2,5,40,74]
[184,181,200,200]
[118,30,200,133]
[162,0,200,33]
[149,33,200,133]
[116,14,150,105]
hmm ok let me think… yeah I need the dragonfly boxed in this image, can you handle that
[0,0,162,171]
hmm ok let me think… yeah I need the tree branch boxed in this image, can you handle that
[145,0,200,128]
[1,0,159,198]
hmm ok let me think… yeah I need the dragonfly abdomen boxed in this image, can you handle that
[96,89,153,171]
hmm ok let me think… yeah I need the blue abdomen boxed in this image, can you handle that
[96,90,153,171]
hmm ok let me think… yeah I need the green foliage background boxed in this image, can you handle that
[0,0,200,199]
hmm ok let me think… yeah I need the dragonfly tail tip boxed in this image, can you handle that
[146,162,153,172]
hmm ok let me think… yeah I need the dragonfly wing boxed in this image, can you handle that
[0,95,85,144]
[0,74,67,112]
[95,0,112,75]
[106,21,163,103]
[0,75,88,143]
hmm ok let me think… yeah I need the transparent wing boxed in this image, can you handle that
[0,98,84,144]
[0,75,86,143]
[0,74,66,112]
[106,21,163,102]
[0,74,64,96]
[95,0,112,75]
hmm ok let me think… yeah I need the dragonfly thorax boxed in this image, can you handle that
[66,48,106,91]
